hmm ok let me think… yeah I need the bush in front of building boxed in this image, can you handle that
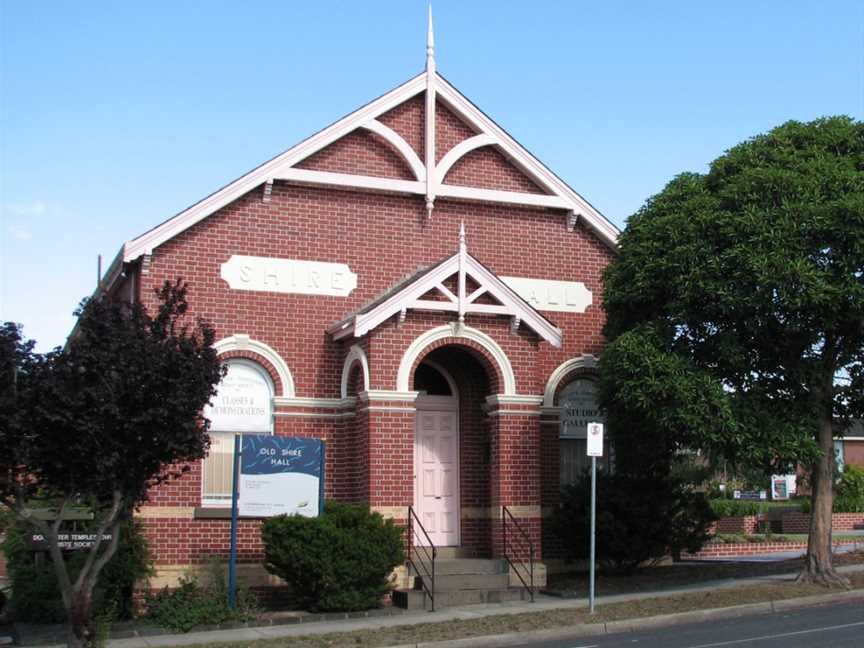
[708,499,769,518]
[552,472,716,574]
[262,501,405,612]
[834,465,864,513]
[143,559,259,633]
[0,517,152,623]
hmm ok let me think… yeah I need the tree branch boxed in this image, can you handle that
[74,489,123,592]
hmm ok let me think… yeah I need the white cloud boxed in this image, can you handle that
[4,200,47,217]
[8,225,33,241]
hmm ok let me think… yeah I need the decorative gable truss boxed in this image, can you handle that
[328,225,563,348]
[121,76,618,265]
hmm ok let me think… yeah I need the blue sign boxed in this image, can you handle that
[238,435,324,517]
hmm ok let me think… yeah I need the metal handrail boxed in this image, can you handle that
[502,505,535,602]
[407,506,437,611]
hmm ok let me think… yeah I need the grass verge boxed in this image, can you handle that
[173,572,864,648]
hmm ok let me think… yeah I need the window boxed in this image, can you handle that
[558,378,605,485]
[201,360,274,506]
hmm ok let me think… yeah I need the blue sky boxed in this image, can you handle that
[1,1,862,350]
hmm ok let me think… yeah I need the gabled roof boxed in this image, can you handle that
[327,226,563,348]
[120,61,619,265]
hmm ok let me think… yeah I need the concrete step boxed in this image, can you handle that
[408,558,507,576]
[393,587,531,610]
[416,572,509,591]
[412,546,476,559]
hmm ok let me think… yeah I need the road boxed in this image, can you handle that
[510,600,864,648]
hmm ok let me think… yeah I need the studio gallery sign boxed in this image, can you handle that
[559,378,604,439]
[239,435,324,518]
[221,255,358,297]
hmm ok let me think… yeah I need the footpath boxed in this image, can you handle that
[12,563,864,648]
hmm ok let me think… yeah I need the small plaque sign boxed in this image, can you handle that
[29,533,112,551]
[586,422,604,457]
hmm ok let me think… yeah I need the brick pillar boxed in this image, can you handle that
[488,397,543,562]
[362,391,417,533]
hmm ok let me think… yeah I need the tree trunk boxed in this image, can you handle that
[797,406,849,587]
[65,587,95,648]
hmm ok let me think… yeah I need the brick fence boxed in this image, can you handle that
[684,536,863,559]
[781,512,864,534]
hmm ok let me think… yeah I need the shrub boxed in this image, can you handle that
[0,518,152,623]
[551,472,716,574]
[144,559,258,633]
[262,501,405,612]
[835,465,864,513]
[708,499,765,518]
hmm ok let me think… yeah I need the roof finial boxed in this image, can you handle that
[459,221,466,252]
[426,4,435,73]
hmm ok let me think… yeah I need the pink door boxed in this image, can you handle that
[415,397,459,546]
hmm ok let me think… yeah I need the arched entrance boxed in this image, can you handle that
[412,346,494,551]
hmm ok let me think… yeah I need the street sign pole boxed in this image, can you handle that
[586,421,604,615]
[228,432,241,609]
[589,454,596,614]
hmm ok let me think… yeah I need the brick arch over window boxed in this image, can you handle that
[543,354,599,407]
[213,334,295,397]
[396,324,515,395]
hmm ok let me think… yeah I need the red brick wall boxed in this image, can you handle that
[781,512,864,534]
[131,88,612,573]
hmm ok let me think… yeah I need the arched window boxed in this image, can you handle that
[558,377,606,485]
[201,360,274,506]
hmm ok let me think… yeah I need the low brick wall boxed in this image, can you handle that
[781,512,864,533]
[712,515,761,535]
[683,537,862,559]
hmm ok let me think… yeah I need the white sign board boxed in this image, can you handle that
[501,276,592,313]
[221,255,358,297]
[586,422,604,457]
[205,362,272,433]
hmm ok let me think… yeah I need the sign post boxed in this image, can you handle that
[586,421,604,615]
[228,432,241,609]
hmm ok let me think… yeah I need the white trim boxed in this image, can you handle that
[840,437,864,441]
[435,133,496,182]
[120,70,620,264]
[361,406,417,413]
[273,396,356,409]
[361,120,426,181]
[331,241,562,347]
[396,324,517,395]
[485,394,543,407]
[360,389,420,402]
[543,354,599,407]
[213,334,296,398]
[486,409,542,418]
[122,73,427,260]
[340,345,370,399]
[435,76,619,248]
[274,411,356,419]
[277,167,424,195]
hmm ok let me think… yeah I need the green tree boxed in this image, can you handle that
[0,281,224,646]
[600,116,864,586]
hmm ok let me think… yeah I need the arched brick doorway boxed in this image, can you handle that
[412,345,494,555]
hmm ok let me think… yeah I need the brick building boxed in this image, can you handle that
[97,17,620,598]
